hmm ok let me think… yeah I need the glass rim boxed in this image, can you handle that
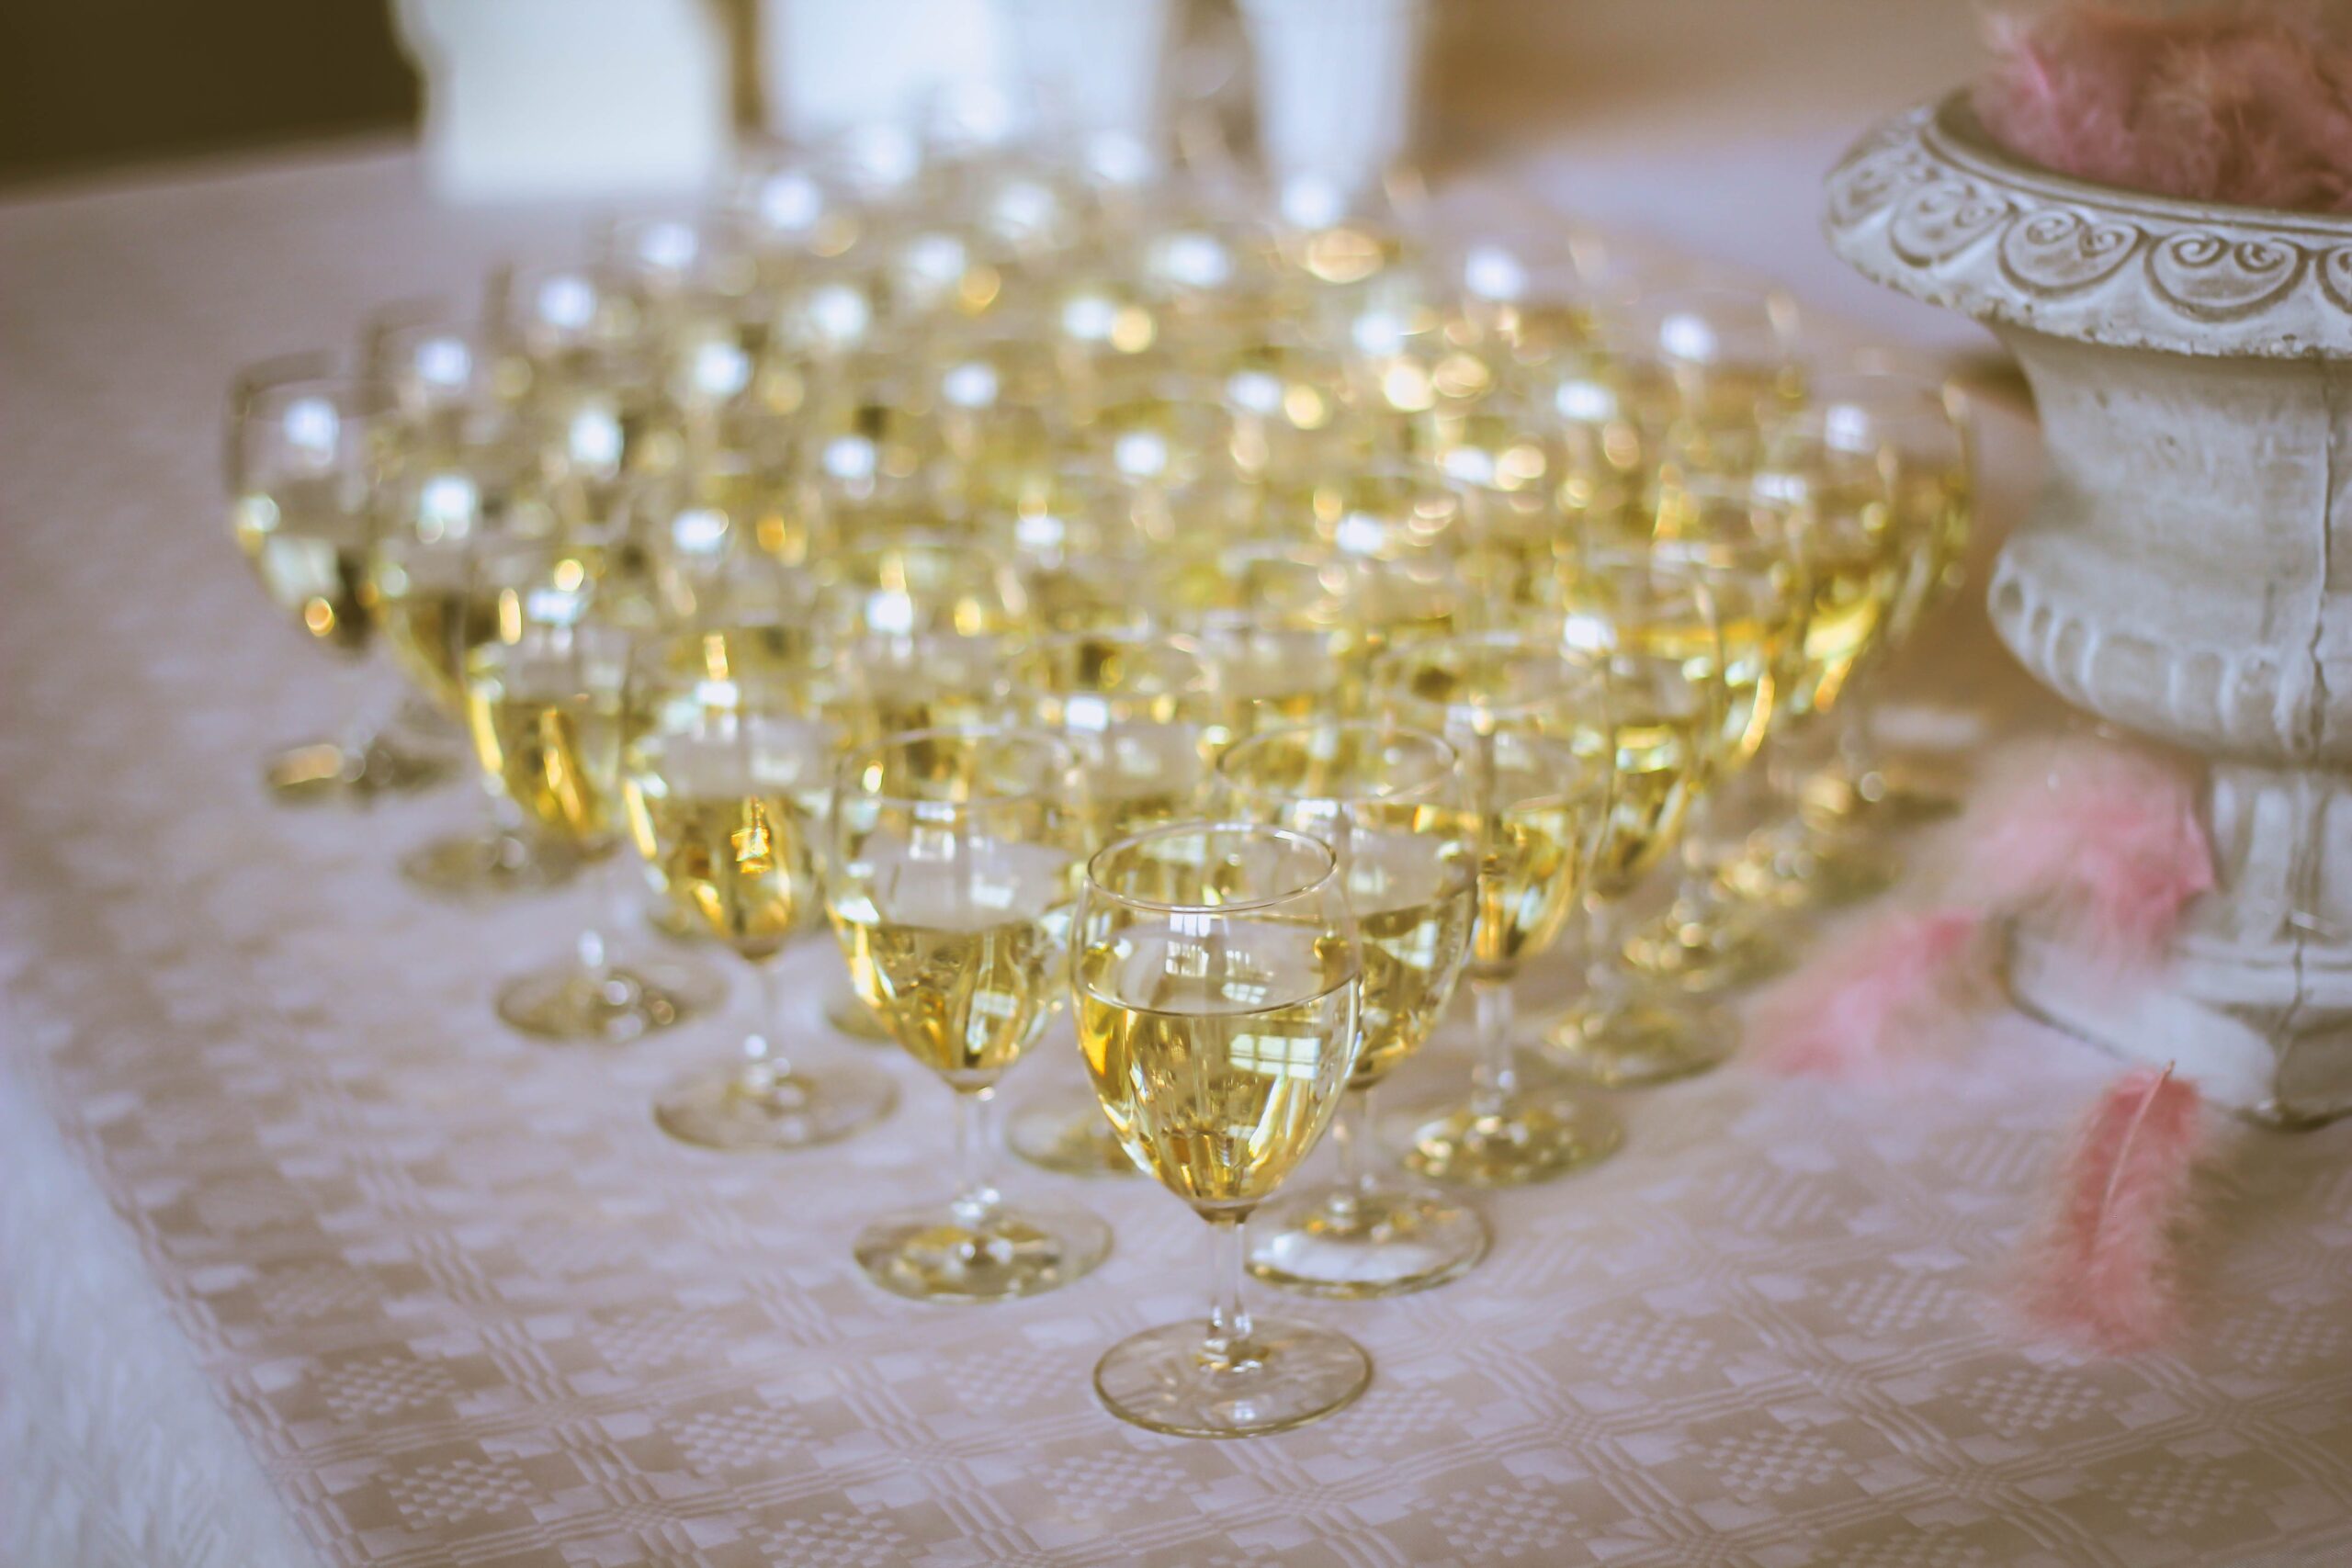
[833,723,1079,808]
[1082,820,1342,916]
[1215,720,1460,807]
[1367,629,1608,712]
[1011,628,1215,688]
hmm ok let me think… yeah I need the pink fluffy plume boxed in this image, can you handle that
[2017,1066,2211,1351]
[1747,908,1987,1078]
[1975,1,2352,215]
[1955,737,2213,974]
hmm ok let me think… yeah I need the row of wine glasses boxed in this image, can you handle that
[220,121,1976,1438]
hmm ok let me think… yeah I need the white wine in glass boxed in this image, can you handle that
[226,358,450,803]
[465,542,725,1043]
[627,648,898,1150]
[827,728,1109,1302]
[1217,723,1485,1297]
[1077,823,1371,1438]
[1371,633,1620,1188]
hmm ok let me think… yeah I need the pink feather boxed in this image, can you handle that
[1945,737,2212,975]
[2017,1066,2211,1352]
[1747,908,1985,1078]
[1975,1,2352,216]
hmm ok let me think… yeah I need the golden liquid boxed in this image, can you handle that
[1083,726,1216,845]
[1582,701,1707,903]
[624,732,831,960]
[1343,825,1476,1087]
[1885,462,1972,646]
[1197,627,1353,739]
[230,486,373,656]
[1075,918,1360,1213]
[1790,532,1899,719]
[1469,755,1597,977]
[829,834,1077,1089]
[377,583,502,716]
[465,661,626,848]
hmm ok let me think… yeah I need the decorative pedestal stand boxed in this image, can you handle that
[1826,94,2352,1125]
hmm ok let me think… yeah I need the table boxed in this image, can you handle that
[6,111,2352,1568]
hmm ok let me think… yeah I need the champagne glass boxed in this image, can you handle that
[225,358,448,802]
[626,645,899,1149]
[1075,822,1370,1436]
[1004,630,1224,1177]
[371,454,581,897]
[1617,481,1815,994]
[1216,723,1484,1295]
[1369,633,1618,1187]
[1716,391,1919,911]
[465,537,725,1041]
[810,535,1032,1039]
[1531,559,1730,1087]
[1788,371,1974,829]
[827,728,1110,1300]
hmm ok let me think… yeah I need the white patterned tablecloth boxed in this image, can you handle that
[4,136,2352,1568]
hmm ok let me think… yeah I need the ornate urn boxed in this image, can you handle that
[1825,93,2352,1126]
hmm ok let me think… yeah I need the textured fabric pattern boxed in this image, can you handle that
[3,144,2350,1568]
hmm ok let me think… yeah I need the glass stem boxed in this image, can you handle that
[742,958,790,1083]
[1203,1213,1255,1364]
[329,658,385,777]
[951,1087,1002,1225]
[1585,897,1628,1010]
[1330,1085,1375,1202]
[1469,975,1514,1121]
[577,849,632,982]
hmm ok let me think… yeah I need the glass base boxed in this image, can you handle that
[1093,1318,1371,1438]
[854,1198,1111,1303]
[400,828,578,900]
[1542,992,1733,1088]
[496,953,728,1043]
[1715,824,1896,911]
[1245,1182,1487,1298]
[1620,897,1789,993]
[653,1056,898,1151]
[263,736,453,804]
[1402,1093,1623,1188]
[823,980,894,1043]
[1008,1090,1139,1178]
[1802,759,1962,830]
[647,898,718,945]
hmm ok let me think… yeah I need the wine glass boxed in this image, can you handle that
[1788,370,1974,829]
[1616,479,1815,995]
[464,536,725,1041]
[625,642,899,1149]
[827,727,1110,1300]
[1530,556,1730,1087]
[225,358,449,803]
[809,534,1032,1039]
[1004,629,1225,1178]
[1715,389,1920,911]
[1368,632,1618,1187]
[1075,822,1370,1436]
[370,452,581,897]
[1216,722,1484,1295]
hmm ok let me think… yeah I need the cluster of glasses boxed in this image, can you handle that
[220,130,1972,1438]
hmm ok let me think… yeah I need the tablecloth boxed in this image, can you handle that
[6,86,2352,1568]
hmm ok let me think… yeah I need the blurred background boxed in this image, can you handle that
[0,0,1989,352]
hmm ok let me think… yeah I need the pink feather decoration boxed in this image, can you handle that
[1747,908,1985,1077]
[1952,737,2213,974]
[1975,1,2352,216]
[2017,1066,2211,1351]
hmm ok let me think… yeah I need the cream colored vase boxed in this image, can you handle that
[1826,94,2352,1125]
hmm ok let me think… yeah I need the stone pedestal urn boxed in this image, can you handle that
[1826,94,2352,1126]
